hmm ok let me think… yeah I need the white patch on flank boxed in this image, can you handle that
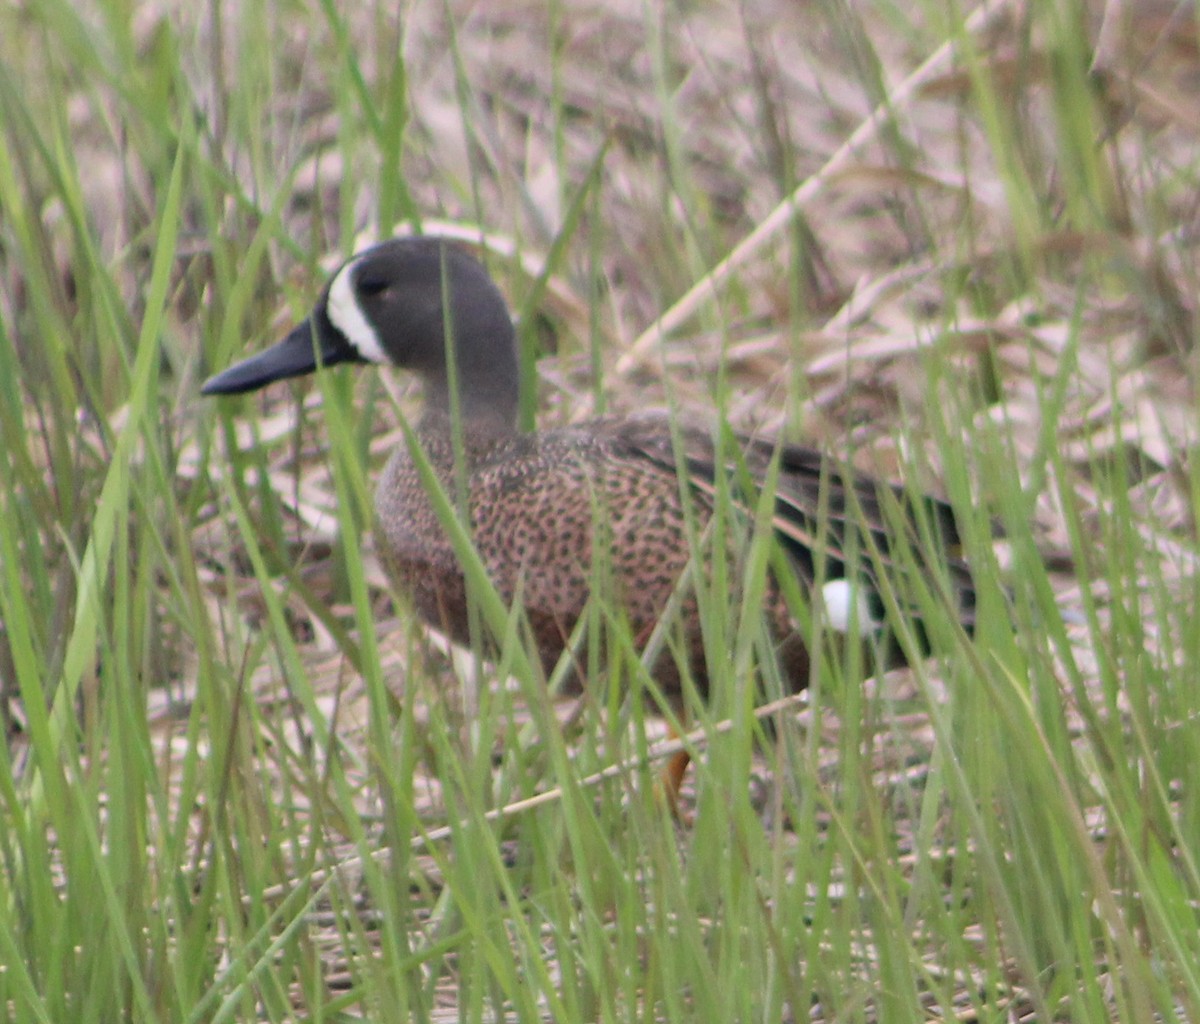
[822,579,881,635]
[327,258,387,363]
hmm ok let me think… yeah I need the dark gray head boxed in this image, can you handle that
[202,237,520,428]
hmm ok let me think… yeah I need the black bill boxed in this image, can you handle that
[201,319,363,395]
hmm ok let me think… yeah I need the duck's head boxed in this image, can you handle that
[202,237,520,428]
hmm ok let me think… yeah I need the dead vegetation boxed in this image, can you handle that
[4,0,1200,1020]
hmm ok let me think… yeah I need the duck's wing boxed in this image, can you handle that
[608,415,977,634]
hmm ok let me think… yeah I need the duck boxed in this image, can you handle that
[203,235,977,792]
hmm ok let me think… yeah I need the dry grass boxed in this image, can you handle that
[3,0,1200,1021]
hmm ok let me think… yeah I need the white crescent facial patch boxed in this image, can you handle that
[326,257,387,364]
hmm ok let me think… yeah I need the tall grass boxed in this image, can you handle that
[0,0,1197,1021]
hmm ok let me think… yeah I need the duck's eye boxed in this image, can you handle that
[357,274,389,298]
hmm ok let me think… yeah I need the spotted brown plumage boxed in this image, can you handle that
[203,236,975,711]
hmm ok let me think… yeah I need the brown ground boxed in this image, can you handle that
[9,0,1200,1019]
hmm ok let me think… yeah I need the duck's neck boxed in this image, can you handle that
[418,291,521,432]
[422,362,519,436]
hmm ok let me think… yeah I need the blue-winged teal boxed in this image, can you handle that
[204,237,976,785]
